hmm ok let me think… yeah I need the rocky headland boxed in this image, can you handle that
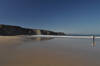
[0,24,66,36]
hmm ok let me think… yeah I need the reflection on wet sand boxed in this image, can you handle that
[91,36,96,48]
[28,37,54,41]
[22,37,54,42]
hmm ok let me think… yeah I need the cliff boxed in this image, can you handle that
[0,24,66,36]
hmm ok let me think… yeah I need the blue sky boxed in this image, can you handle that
[0,0,100,34]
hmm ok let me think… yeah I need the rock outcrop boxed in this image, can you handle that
[0,24,66,36]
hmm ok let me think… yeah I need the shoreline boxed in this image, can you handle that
[0,35,99,38]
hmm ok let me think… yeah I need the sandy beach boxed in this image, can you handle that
[0,36,100,66]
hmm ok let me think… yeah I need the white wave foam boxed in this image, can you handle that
[24,35,100,39]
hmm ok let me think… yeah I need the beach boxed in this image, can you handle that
[0,36,100,66]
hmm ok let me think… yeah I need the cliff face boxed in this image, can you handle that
[0,24,66,36]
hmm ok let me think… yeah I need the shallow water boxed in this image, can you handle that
[0,37,100,66]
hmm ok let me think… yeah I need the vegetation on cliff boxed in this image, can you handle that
[0,24,66,36]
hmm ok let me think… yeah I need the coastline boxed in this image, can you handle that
[0,35,99,38]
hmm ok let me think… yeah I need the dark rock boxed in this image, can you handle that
[0,24,66,36]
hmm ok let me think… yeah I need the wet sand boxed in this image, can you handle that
[0,36,100,66]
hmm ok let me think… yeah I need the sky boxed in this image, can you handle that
[0,0,100,34]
